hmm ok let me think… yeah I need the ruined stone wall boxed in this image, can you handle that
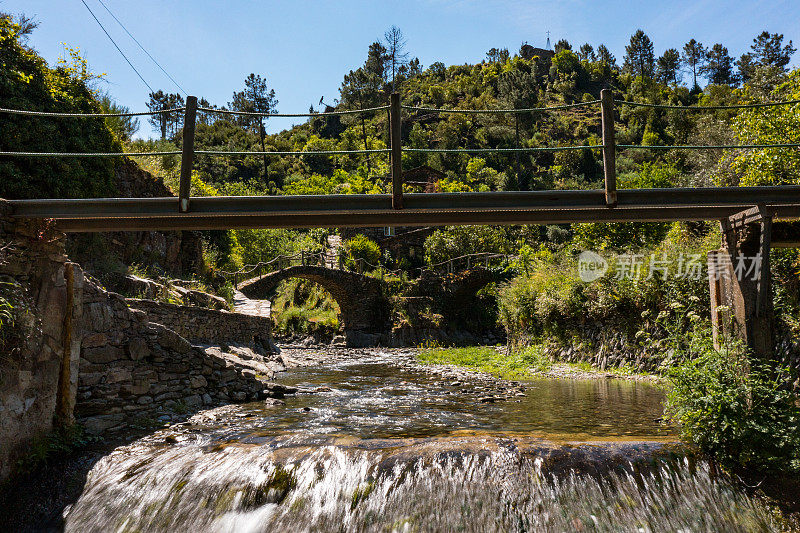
[0,207,80,481]
[125,299,272,348]
[75,284,276,434]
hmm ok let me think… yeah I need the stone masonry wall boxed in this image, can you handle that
[125,298,273,348]
[1,200,282,481]
[0,208,81,481]
[76,283,278,435]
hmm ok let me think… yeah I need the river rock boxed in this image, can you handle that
[263,398,285,407]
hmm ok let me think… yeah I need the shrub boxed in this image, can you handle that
[666,346,800,474]
[344,235,381,271]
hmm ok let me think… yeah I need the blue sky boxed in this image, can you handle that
[7,0,798,138]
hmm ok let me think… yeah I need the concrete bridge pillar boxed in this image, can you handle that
[708,206,773,359]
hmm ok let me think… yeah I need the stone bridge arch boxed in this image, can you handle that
[237,266,391,346]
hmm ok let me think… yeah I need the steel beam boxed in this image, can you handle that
[7,187,800,232]
[19,205,800,233]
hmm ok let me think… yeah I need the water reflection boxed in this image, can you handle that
[235,351,675,440]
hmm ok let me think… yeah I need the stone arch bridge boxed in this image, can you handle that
[237,265,392,347]
[237,264,511,347]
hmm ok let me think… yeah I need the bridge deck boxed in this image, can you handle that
[7,187,800,232]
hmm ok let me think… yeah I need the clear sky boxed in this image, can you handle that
[7,0,799,138]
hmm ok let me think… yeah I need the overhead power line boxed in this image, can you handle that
[95,0,188,95]
[78,0,154,93]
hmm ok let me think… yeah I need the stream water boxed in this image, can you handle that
[62,349,780,532]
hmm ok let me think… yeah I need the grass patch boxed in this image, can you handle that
[566,360,649,378]
[417,345,552,379]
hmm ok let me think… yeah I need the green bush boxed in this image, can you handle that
[0,16,120,199]
[344,234,381,271]
[0,284,16,353]
[423,225,539,265]
[666,346,800,474]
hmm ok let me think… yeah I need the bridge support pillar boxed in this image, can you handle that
[708,206,774,359]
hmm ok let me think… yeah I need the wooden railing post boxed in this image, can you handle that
[390,93,403,209]
[600,89,617,207]
[178,96,198,213]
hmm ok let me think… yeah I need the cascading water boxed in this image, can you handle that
[65,442,778,532]
[59,350,780,532]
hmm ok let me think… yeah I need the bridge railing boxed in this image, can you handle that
[219,250,330,287]
[2,92,800,230]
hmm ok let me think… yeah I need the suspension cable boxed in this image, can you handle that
[195,149,390,156]
[402,100,601,114]
[402,145,602,153]
[0,151,181,157]
[0,107,184,118]
[198,105,390,118]
[614,99,800,110]
[617,143,800,150]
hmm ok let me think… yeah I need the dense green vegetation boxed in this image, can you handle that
[666,348,800,475]
[270,279,340,338]
[0,15,120,199]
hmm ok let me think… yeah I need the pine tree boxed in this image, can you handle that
[623,30,655,79]
[656,48,681,85]
[146,90,168,140]
[554,39,572,53]
[596,44,617,69]
[701,44,735,85]
[229,74,278,179]
[750,31,796,71]
[578,43,595,61]
[682,39,708,89]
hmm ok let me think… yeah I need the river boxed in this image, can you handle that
[60,349,779,532]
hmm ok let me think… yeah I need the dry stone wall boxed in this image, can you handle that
[126,298,273,348]
[0,201,282,482]
[76,283,280,434]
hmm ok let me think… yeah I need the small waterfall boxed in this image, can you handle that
[64,440,778,533]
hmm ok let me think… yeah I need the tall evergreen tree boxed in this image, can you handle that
[737,53,757,84]
[596,44,617,69]
[577,43,595,61]
[365,42,388,85]
[623,30,655,79]
[750,31,796,71]
[486,47,509,63]
[339,44,388,175]
[656,48,681,85]
[146,90,168,140]
[701,44,735,85]
[146,91,183,140]
[682,39,708,89]
[229,74,278,179]
[554,39,572,53]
